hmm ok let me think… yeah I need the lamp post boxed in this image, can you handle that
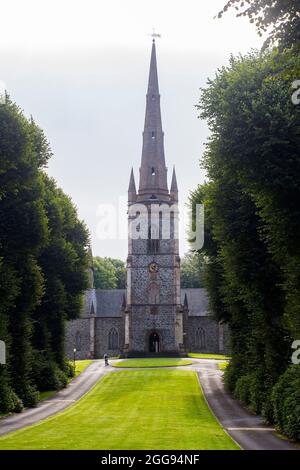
[73,348,76,375]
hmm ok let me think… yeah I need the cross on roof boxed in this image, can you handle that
[151,28,161,41]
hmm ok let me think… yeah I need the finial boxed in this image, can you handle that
[150,27,161,43]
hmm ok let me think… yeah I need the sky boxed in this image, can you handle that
[0,0,264,259]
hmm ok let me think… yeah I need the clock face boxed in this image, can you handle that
[149,262,159,273]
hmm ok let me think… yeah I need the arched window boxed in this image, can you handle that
[75,331,81,351]
[108,328,119,350]
[195,327,206,350]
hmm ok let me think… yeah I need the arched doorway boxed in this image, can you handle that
[149,332,160,353]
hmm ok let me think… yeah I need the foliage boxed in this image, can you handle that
[93,256,125,289]
[181,252,205,288]
[219,0,300,50]
[271,365,300,440]
[0,98,89,413]
[191,47,300,429]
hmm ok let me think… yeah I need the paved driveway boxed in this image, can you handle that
[0,358,298,450]
[0,360,106,437]
[191,359,298,450]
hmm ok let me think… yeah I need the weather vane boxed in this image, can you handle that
[150,28,161,41]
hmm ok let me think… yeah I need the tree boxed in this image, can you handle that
[180,252,205,288]
[219,0,300,50]
[192,48,300,427]
[0,98,90,411]
[0,100,49,408]
[93,257,126,289]
[109,258,126,289]
[32,175,89,378]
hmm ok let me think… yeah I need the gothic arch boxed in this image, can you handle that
[108,328,119,350]
[195,327,206,350]
[148,330,161,353]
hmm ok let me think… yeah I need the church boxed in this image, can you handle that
[66,40,229,359]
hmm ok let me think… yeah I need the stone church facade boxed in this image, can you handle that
[66,40,230,359]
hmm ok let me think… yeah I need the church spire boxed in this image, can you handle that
[128,167,137,203]
[138,40,169,200]
[170,166,178,202]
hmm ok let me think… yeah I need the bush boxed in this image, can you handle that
[224,361,240,393]
[22,385,39,408]
[63,360,75,379]
[271,366,300,441]
[0,384,24,414]
[0,372,14,413]
[234,374,253,406]
[10,390,24,413]
[233,371,267,414]
[32,351,68,392]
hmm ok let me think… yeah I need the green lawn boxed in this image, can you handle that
[188,353,231,360]
[218,361,229,371]
[73,359,92,377]
[112,358,192,368]
[0,370,239,450]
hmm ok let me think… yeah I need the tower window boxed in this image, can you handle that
[151,167,155,175]
[151,131,155,140]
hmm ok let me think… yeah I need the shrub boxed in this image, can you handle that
[32,351,68,391]
[63,360,75,379]
[22,385,39,408]
[271,366,300,441]
[233,371,268,414]
[224,361,240,393]
[10,390,24,413]
[234,374,253,406]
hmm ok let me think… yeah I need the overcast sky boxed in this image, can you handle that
[0,0,263,259]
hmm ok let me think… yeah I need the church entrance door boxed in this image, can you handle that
[149,332,160,353]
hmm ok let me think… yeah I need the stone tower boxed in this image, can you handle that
[124,39,184,356]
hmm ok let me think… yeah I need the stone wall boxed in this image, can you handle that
[65,317,91,360]
[94,317,124,358]
[187,316,226,354]
[129,306,177,352]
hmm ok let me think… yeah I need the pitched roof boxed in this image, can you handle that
[81,288,209,318]
[181,288,209,316]
[95,289,126,317]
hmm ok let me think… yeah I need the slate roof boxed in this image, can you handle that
[82,288,209,318]
[181,288,209,316]
[95,289,125,317]
[81,289,97,316]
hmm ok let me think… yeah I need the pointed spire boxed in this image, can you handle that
[138,40,169,200]
[170,166,178,201]
[128,167,137,203]
[183,293,188,309]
